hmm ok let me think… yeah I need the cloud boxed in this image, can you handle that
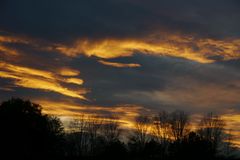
[65,78,84,85]
[98,60,141,68]
[0,34,26,57]
[0,45,19,56]
[36,99,148,129]
[59,67,80,76]
[0,34,29,44]
[55,36,240,63]
[1,27,240,67]
[126,80,240,113]
[0,61,87,100]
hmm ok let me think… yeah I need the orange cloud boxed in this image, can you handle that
[55,35,240,63]
[65,78,84,85]
[36,100,146,129]
[59,67,80,76]
[0,61,87,100]
[98,60,141,68]
[0,34,31,57]
[0,61,55,79]
[2,32,239,65]
[0,45,19,56]
[16,77,86,99]
[0,35,29,44]
[222,114,240,148]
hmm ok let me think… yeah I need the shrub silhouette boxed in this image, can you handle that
[0,98,64,160]
[168,132,215,160]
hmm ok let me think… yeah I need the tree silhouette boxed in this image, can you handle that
[169,110,189,141]
[128,115,151,156]
[101,116,121,143]
[169,131,215,160]
[198,112,225,156]
[0,98,64,160]
[67,115,89,157]
[152,111,171,159]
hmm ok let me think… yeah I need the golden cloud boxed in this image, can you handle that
[1,32,239,66]
[0,34,31,57]
[55,35,240,63]
[98,60,141,68]
[36,100,146,129]
[0,61,55,79]
[0,35,29,44]
[59,67,80,76]
[65,78,84,85]
[0,61,87,100]
[0,45,19,56]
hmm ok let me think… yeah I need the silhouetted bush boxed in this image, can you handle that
[0,98,64,160]
[168,132,215,160]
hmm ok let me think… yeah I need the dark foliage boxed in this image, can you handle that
[0,98,64,160]
[168,132,215,160]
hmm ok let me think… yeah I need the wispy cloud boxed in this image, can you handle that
[0,61,87,100]
[65,78,84,85]
[98,60,141,68]
[55,35,240,63]
[118,76,240,113]
[36,99,147,129]
[59,67,80,76]
[0,35,23,57]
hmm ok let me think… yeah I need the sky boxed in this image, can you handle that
[0,0,240,145]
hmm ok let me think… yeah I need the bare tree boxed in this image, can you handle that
[132,115,151,146]
[69,115,87,133]
[198,112,225,154]
[68,115,104,155]
[68,115,89,156]
[85,116,103,154]
[101,116,121,143]
[152,111,171,143]
[169,110,189,141]
[224,129,235,158]
[151,111,171,159]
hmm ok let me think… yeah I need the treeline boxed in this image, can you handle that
[0,98,238,160]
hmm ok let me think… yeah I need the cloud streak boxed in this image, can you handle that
[0,61,87,100]
[59,67,80,76]
[98,60,141,68]
[55,35,240,63]
[36,99,147,129]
